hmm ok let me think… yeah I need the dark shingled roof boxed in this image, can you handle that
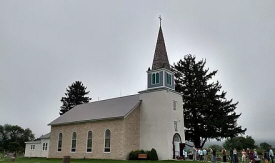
[48,94,140,126]
[152,26,170,70]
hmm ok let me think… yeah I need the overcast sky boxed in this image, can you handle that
[1,1,275,143]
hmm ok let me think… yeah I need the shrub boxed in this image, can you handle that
[129,150,147,160]
[149,148,158,161]
[147,150,151,160]
[128,150,150,160]
[129,150,139,160]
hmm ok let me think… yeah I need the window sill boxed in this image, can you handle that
[151,83,160,85]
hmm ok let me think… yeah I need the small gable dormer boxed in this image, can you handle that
[147,26,175,90]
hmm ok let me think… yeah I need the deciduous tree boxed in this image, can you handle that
[260,142,272,150]
[223,136,256,150]
[0,124,35,152]
[208,144,222,152]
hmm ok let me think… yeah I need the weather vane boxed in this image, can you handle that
[158,15,162,26]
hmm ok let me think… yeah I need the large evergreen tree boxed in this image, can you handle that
[172,54,246,148]
[60,81,91,115]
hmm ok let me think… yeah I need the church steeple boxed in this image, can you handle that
[146,18,175,91]
[152,24,170,70]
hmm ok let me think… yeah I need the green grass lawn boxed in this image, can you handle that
[0,157,193,163]
[0,157,268,163]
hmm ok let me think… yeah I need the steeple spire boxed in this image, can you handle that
[152,19,170,70]
[145,19,175,91]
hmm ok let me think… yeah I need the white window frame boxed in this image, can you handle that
[43,143,45,150]
[104,129,111,153]
[152,72,160,85]
[45,143,48,150]
[86,131,92,153]
[57,133,62,152]
[71,132,77,153]
[31,145,35,150]
[167,72,172,86]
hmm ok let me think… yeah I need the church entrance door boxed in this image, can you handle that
[173,133,181,159]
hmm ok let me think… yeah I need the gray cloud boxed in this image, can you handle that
[1,0,274,142]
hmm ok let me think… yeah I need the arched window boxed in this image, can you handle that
[173,134,181,142]
[71,132,77,152]
[104,129,111,152]
[58,133,62,151]
[87,131,92,152]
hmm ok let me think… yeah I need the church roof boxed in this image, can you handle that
[152,26,170,70]
[25,140,41,144]
[39,133,50,139]
[48,94,141,126]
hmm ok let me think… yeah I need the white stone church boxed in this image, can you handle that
[47,24,185,160]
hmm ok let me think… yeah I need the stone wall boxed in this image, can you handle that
[49,106,140,160]
[123,106,140,158]
[49,119,125,159]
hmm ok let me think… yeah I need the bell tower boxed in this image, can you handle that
[147,18,175,90]
[138,17,185,160]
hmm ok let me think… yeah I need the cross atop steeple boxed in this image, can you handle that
[158,15,162,27]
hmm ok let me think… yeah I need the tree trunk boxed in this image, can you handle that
[201,138,207,148]
[194,137,201,148]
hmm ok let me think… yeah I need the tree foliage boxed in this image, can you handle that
[149,148,158,161]
[0,124,35,152]
[172,54,246,148]
[223,136,256,151]
[60,81,92,115]
[260,142,272,150]
[208,144,223,152]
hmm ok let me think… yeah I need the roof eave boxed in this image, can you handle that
[147,68,174,74]
[25,140,41,144]
[49,116,125,126]
[124,100,142,118]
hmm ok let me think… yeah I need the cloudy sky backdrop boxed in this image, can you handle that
[1,0,275,144]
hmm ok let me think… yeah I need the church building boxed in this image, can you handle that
[48,23,185,160]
